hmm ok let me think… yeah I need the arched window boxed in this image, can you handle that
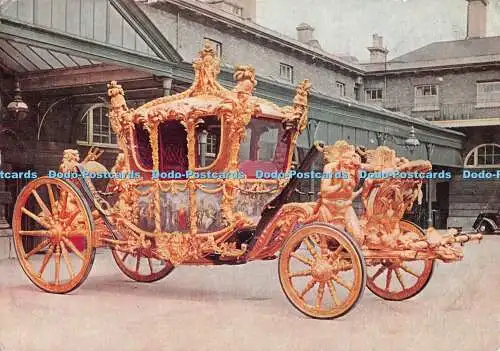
[78,103,117,147]
[464,143,500,168]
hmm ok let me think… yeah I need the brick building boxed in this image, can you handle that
[362,0,500,229]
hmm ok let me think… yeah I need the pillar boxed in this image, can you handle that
[162,78,173,97]
[0,150,13,259]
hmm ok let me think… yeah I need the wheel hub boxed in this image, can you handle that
[382,259,401,268]
[311,259,334,282]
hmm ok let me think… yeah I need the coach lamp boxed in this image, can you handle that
[7,80,29,121]
[403,125,421,153]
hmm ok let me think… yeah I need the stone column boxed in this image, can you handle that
[162,78,173,97]
[0,151,13,259]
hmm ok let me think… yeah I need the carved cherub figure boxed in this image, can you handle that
[315,140,364,244]
[60,149,80,172]
[282,79,311,132]
[193,40,221,94]
[107,81,130,138]
[233,65,257,95]
[232,65,258,127]
[107,81,127,112]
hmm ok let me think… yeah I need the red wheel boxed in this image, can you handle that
[367,220,434,301]
[12,177,95,293]
[111,248,174,283]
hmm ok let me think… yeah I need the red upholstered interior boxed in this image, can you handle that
[159,121,188,174]
[240,160,278,178]
[134,124,153,169]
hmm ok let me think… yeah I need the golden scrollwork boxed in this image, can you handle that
[155,227,250,265]
[311,141,481,263]
[247,202,315,260]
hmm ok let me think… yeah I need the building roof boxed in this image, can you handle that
[139,0,364,74]
[390,36,500,63]
[361,36,500,74]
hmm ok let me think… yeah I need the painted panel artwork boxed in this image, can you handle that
[136,185,155,232]
[234,182,280,224]
[195,183,225,233]
[160,188,190,233]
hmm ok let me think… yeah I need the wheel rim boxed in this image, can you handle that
[111,248,174,283]
[366,220,434,301]
[12,177,95,294]
[279,224,366,319]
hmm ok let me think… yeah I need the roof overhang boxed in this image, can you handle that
[0,0,183,77]
[432,118,500,128]
[0,17,175,76]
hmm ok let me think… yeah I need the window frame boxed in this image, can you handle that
[464,143,500,169]
[220,1,243,16]
[476,81,500,108]
[413,84,439,111]
[204,37,222,58]
[279,63,294,83]
[77,103,118,148]
[365,88,383,101]
[336,81,346,97]
[231,4,243,16]
[205,132,218,157]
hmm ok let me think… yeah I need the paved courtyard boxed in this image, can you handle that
[0,236,499,351]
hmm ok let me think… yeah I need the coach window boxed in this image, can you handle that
[195,116,221,168]
[239,117,290,178]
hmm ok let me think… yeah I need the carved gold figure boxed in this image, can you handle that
[11,42,481,319]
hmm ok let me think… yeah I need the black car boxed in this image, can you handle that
[473,211,500,234]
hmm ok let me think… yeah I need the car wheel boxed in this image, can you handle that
[478,222,494,234]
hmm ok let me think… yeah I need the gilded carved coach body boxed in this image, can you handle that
[11,42,481,319]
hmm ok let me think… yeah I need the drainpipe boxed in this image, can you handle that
[384,55,387,107]
[176,10,180,50]
[425,143,435,228]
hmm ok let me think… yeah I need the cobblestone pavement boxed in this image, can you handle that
[0,237,499,351]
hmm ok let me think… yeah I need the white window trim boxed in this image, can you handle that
[205,132,218,157]
[336,81,346,97]
[475,81,500,108]
[464,143,500,169]
[279,63,294,83]
[77,103,118,149]
[413,84,439,112]
[365,88,383,101]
